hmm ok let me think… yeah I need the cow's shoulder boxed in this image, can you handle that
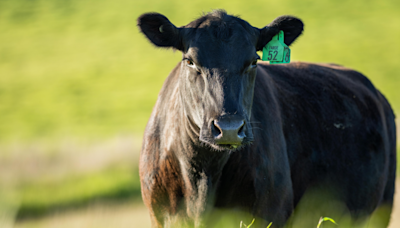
[143,61,181,135]
[140,61,182,193]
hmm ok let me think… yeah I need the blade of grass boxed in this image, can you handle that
[317,217,337,228]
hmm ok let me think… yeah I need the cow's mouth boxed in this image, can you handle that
[210,143,242,152]
[218,144,240,150]
[203,138,254,152]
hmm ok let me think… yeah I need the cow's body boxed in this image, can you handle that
[138,10,396,228]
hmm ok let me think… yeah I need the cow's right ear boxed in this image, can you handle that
[137,13,183,51]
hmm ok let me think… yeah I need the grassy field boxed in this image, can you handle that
[0,0,399,226]
[11,182,400,228]
[0,0,399,142]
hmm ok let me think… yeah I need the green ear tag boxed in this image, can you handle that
[262,30,291,64]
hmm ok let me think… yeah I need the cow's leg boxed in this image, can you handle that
[364,155,396,228]
[342,162,392,227]
[252,158,294,228]
[252,175,294,228]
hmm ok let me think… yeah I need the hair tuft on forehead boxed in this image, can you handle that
[207,9,229,19]
[185,9,252,41]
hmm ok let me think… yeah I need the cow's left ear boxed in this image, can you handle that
[137,13,184,51]
[256,16,303,51]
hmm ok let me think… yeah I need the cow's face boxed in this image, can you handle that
[138,10,303,150]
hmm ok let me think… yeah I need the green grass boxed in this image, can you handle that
[16,165,141,219]
[0,0,399,143]
[0,0,399,221]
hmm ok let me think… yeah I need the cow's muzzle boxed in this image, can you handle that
[211,115,246,147]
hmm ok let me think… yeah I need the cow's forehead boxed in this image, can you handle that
[184,21,257,68]
[187,15,256,44]
[186,41,256,70]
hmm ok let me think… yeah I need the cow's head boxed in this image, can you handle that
[138,10,303,150]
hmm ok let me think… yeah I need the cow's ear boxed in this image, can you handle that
[137,13,183,51]
[256,16,303,51]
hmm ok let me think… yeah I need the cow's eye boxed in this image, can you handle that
[185,59,201,73]
[186,59,195,67]
[250,60,258,68]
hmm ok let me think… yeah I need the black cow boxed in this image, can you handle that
[137,10,396,228]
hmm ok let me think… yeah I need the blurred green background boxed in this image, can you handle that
[0,0,399,227]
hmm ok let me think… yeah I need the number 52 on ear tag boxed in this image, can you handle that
[262,30,291,64]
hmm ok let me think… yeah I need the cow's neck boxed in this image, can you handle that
[177,143,231,225]
[169,95,231,225]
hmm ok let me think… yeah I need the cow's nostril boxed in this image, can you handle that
[212,120,222,137]
[238,122,245,136]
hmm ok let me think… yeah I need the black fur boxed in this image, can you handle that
[138,10,395,228]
